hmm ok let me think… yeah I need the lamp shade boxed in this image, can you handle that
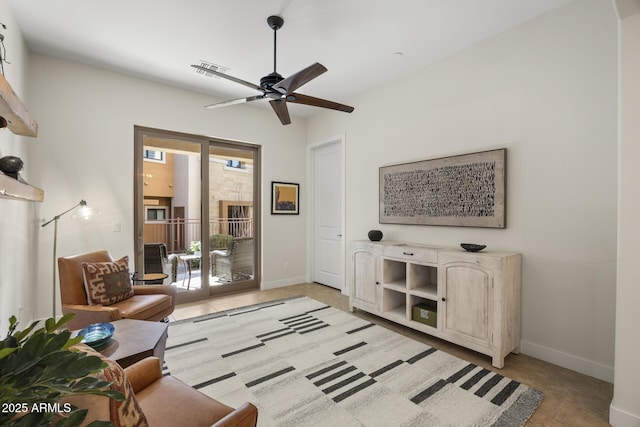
[72,200,101,220]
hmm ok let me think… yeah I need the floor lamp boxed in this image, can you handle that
[42,199,101,319]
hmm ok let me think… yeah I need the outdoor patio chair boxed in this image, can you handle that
[144,242,177,284]
[211,237,253,281]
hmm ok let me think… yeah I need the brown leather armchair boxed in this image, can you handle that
[127,357,258,426]
[58,250,176,330]
[65,349,258,427]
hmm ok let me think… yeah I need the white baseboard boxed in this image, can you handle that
[261,276,307,290]
[609,404,640,427]
[520,340,614,383]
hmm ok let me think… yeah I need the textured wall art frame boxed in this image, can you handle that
[379,148,506,228]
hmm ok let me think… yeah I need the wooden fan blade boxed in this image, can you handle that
[205,95,266,109]
[269,99,291,125]
[288,93,354,113]
[191,64,263,92]
[273,63,327,94]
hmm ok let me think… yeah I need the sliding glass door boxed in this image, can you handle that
[134,126,260,304]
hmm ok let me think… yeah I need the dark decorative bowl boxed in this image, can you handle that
[368,230,383,241]
[461,243,486,252]
[0,156,24,179]
[77,322,115,349]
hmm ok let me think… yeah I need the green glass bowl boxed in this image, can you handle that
[77,322,115,349]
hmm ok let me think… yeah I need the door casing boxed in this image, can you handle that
[307,134,346,293]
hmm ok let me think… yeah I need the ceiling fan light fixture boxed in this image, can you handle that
[192,14,353,125]
[260,71,284,90]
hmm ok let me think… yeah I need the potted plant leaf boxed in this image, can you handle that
[187,240,202,269]
[188,240,202,256]
[0,313,124,426]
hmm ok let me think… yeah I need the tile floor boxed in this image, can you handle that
[169,283,613,426]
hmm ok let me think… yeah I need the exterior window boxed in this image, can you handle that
[226,160,244,169]
[146,207,167,221]
[144,150,165,163]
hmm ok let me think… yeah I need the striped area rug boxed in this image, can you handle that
[163,296,542,427]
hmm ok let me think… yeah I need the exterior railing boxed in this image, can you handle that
[144,217,253,253]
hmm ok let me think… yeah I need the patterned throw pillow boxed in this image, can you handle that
[65,344,150,427]
[97,351,150,426]
[82,256,134,305]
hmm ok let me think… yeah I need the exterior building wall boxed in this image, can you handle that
[208,158,253,230]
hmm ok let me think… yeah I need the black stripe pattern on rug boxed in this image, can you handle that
[257,307,331,342]
[411,362,523,407]
[163,296,543,427]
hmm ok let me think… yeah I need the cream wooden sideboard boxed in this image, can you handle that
[349,240,522,368]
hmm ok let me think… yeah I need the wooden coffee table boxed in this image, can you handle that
[79,319,169,368]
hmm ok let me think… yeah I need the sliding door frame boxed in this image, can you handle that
[134,125,261,304]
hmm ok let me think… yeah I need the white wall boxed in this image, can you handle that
[25,54,309,319]
[611,1,640,424]
[308,0,618,382]
[0,0,39,332]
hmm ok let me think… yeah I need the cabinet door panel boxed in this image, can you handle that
[353,250,378,310]
[442,264,491,344]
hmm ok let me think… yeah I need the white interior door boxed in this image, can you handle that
[312,140,343,290]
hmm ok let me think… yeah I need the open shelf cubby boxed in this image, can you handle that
[382,258,407,289]
[408,263,438,299]
[382,288,407,320]
[408,295,437,310]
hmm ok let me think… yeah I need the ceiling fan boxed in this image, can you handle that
[191,15,354,126]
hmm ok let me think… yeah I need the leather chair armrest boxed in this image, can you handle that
[133,284,176,298]
[62,304,122,330]
[123,357,163,394]
[211,402,258,427]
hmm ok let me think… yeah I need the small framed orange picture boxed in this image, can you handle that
[271,181,299,215]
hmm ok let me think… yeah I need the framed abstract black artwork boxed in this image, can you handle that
[379,148,506,228]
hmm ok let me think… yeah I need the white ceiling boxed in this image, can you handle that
[9,0,573,119]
